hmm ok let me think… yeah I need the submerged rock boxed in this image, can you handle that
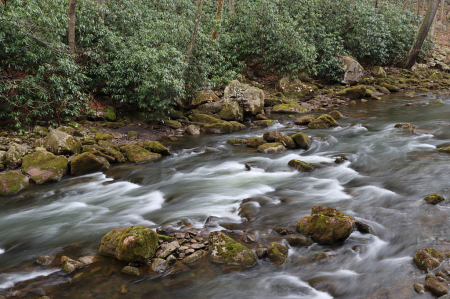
[22,151,68,184]
[296,206,355,245]
[424,194,445,204]
[99,225,159,263]
[286,236,313,247]
[288,159,314,172]
[182,250,206,264]
[70,152,110,175]
[308,114,338,129]
[122,266,140,276]
[267,242,288,265]
[414,248,444,272]
[61,256,84,273]
[0,171,29,196]
[425,275,448,297]
[151,258,169,273]
[209,231,257,267]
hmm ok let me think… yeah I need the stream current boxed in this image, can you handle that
[1,93,450,298]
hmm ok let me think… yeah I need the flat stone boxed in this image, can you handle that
[158,241,180,259]
[121,266,140,276]
[151,258,169,273]
[190,243,205,250]
[182,250,206,264]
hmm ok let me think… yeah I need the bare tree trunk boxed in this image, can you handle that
[375,0,379,8]
[183,0,204,75]
[431,9,437,36]
[68,0,77,52]
[212,0,224,39]
[440,0,444,20]
[228,0,234,16]
[403,0,409,10]
[403,0,440,69]
[97,0,105,20]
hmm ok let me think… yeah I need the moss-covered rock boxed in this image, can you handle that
[208,231,257,267]
[414,248,444,272]
[33,125,49,136]
[219,106,243,121]
[253,120,275,127]
[70,152,110,175]
[185,125,201,135]
[227,139,247,146]
[425,275,448,297]
[122,266,140,276]
[291,133,311,149]
[4,143,28,169]
[257,143,286,154]
[143,141,171,155]
[294,115,315,125]
[223,80,264,116]
[372,66,386,78]
[229,121,246,131]
[164,120,182,129]
[272,103,305,113]
[0,171,29,196]
[277,77,316,101]
[22,151,68,184]
[203,122,234,134]
[191,90,220,108]
[380,82,399,92]
[61,256,84,273]
[42,129,81,155]
[103,108,116,122]
[95,132,114,142]
[286,235,313,247]
[238,202,260,221]
[296,206,355,245]
[424,193,445,204]
[246,137,267,148]
[267,242,288,265]
[99,225,159,263]
[122,145,162,163]
[127,131,138,140]
[336,85,367,99]
[182,250,206,264]
[308,114,338,129]
[82,137,96,145]
[275,136,296,149]
[328,110,344,119]
[189,113,222,124]
[288,159,314,172]
[263,130,283,142]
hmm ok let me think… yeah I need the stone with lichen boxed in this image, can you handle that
[208,231,256,267]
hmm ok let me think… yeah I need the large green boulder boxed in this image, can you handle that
[277,77,316,101]
[4,143,28,169]
[372,66,386,78]
[190,90,220,109]
[308,114,338,129]
[208,231,257,267]
[0,171,29,196]
[22,151,68,184]
[291,133,311,149]
[189,113,222,124]
[70,152,110,175]
[122,145,162,163]
[296,206,355,245]
[336,85,367,99]
[143,141,171,155]
[99,225,159,263]
[43,129,81,155]
[267,242,288,265]
[414,248,444,272]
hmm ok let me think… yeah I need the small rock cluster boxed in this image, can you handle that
[413,247,450,297]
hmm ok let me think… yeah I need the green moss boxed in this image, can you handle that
[227,139,247,146]
[0,171,29,196]
[123,144,162,163]
[424,193,445,204]
[229,121,246,131]
[246,137,267,148]
[291,133,311,149]
[257,142,286,153]
[288,159,314,172]
[336,85,367,99]
[189,113,222,124]
[414,248,443,272]
[143,141,171,155]
[127,131,138,140]
[103,108,116,122]
[267,242,288,265]
[209,231,256,267]
[380,82,399,92]
[308,114,338,129]
[22,151,68,184]
[164,120,182,129]
[219,107,240,121]
[253,120,275,127]
[272,103,305,113]
[157,234,174,242]
[68,121,82,128]
[203,122,234,134]
[95,132,113,142]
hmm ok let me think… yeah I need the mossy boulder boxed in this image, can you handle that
[246,137,267,148]
[294,115,315,125]
[189,113,222,124]
[127,131,138,140]
[257,143,286,154]
[425,275,448,297]
[341,56,364,85]
[277,77,316,101]
[143,141,171,155]
[61,256,84,273]
[103,108,116,122]
[286,236,313,247]
[219,106,243,122]
[272,103,305,113]
[70,152,110,175]
[99,225,159,263]
[0,171,29,196]
[164,120,182,129]
[308,114,338,129]
[267,242,288,265]
[203,122,234,134]
[22,151,68,184]
[208,231,257,267]
[291,133,311,149]
[296,206,355,245]
[424,194,445,204]
[122,145,162,163]
[190,90,220,109]
[95,132,114,142]
[227,139,247,146]
[275,136,296,149]
[42,129,81,155]
[372,66,386,78]
[380,82,399,92]
[229,121,246,131]
[414,248,444,272]
[336,85,367,99]
[253,120,275,127]
[4,143,28,169]
[223,80,265,116]
[196,101,224,114]
[82,137,96,145]
[263,130,283,142]
[328,110,343,119]
[288,159,314,172]
[33,125,49,136]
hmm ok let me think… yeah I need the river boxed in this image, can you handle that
[1,93,449,298]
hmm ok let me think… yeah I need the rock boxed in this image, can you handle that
[372,66,386,78]
[246,137,267,148]
[203,122,235,134]
[78,256,95,265]
[143,141,171,155]
[256,248,267,259]
[121,266,140,276]
[238,202,260,221]
[164,120,182,129]
[70,152,110,175]
[151,258,169,273]
[95,132,114,142]
[414,248,444,272]
[424,194,445,204]
[308,114,338,129]
[288,159,314,172]
[61,256,84,273]
[112,132,122,139]
[22,151,68,184]
[43,129,81,155]
[219,106,242,121]
[166,255,177,263]
[82,137,96,145]
[103,108,116,122]
[209,231,257,267]
[227,139,247,146]
[291,133,311,149]
[127,131,138,140]
[413,282,425,294]
[274,227,295,235]
[190,90,220,109]
[296,206,355,245]
[158,241,180,259]
[274,136,295,149]
[355,221,371,234]
[277,77,316,101]
[0,171,29,196]
[425,275,449,297]
[328,110,343,119]
[222,80,265,120]
[4,143,28,169]
[122,145,161,163]
[185,124,200,135]
[229,121,245,131]
[99,225,159,263]
[286,236,313,247]
[341,55,364,85]
[253,120,275,127]
[263,130,283,142]
[33,125,49,136]
[267,242,288,265]
[257,143,286,154]
[196,101,224,114]
[191,243,205,250]
[182,250,206,264]
[294,115,315,125]
[336,85,367,99]
[380,82,399,92]
[36,255,55,266]
[272,103,305,113]
[394,123,414,130]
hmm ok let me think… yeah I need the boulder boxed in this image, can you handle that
[328,110,344,120]
[227,139,247,146]
[219,106,242,122]
[238,202,260,221]
[272,103,305,113]
[341,56,364,85]
[222,80,265,120]
[253,120,275,127]
[263,130,283,142]
[274,227,295,235]
[336,85,367,99]
[291,133,311,149]
[267,242,288,265]
[414,248,444,272]
[229,121,245,131]
[288,159,314,172]
[380,82,399,92]
[0,172,29,196]
[296,206,355,245]
[189,113,222,124]
[22,151,68,184]
[99,225,159,263]
[61,256,84,273]
[246,137,267,148]
[33,125,49,136]
[277,77,316,101]
[43,129,81,155]
[122,145,161,163]
[209,231,257,267]
[36,255,55,266]
[294,115,315,125]
[190,90,220,109]
[286,236,313,247]
[257,143,286,154]
[70,152,110,175]
[425,194,445,204]
[127,131,138,140]
[143,141,171,156]
[4,143,28,169]
[95,132,113,142]
[372,66,386,78]
[275,136,296,149]
[308,114,338,129]
[203,122,235,134]
[196,102,224,114]
[425,275,449,297]
[185,125,200,135]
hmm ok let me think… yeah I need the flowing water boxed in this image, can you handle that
[1,93,450,298]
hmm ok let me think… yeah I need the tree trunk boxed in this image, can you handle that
[212,0,224,39]
[403,0,409,10]
[97,0,105,20]
[228,0,234,16]
[403,0,440,69]
[440,0,444,20]
[375,0,379,8]
[183,0,204,75]
[68,0,77,52]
